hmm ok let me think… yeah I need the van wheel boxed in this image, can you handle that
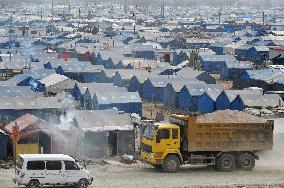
[238,153,255,171]
[216,153,236,172]
[77,178,89,188]
[26,180,40,188]
[162,155,180,173]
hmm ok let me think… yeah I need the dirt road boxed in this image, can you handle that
[3,119,284,188]
[3,160,284,188]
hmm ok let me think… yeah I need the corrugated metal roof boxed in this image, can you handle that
[0,86,42,97]
[87,83,127,97]
[0,97,61,110]
[241,94,282,107]
[40,73,69,87]
[5,113,50,133]
[200,54,237,62]
[95,92,141,104]
[115,69,149,80]
[225,61,253,69]
[22,68,55,80]
[66,109,132,131]
[184,84,223,97]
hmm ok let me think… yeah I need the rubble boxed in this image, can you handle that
[117,154,137,165]
[81,159,110,166]
[0,160,13,169]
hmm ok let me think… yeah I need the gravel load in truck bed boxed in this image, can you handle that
[196,110,267,124]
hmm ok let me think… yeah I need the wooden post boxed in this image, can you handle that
[13,142,16,165]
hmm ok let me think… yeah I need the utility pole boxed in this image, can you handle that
[78,8,81,30]
[40,7,43,21]
[51,0,54,35]
[133,13,136,35]
[161,1,165,23]
[218,10,221,25]
[262,12,265,26]
[124,0,127,13]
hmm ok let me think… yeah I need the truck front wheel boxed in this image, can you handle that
[238,153,255,171]
[162,155,180,173]
[216,153,236,172]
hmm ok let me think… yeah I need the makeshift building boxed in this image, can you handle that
[83,84,127,110]
[40,73,76,94]
[222,61,253,80]
[199,54,237,74]
[66,109,134,158]
[4,114,63,156]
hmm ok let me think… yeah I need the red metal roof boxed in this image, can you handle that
[269,46,284,51]
[4,113,59,139]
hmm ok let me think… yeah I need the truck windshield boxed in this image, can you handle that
[143,124,156,140]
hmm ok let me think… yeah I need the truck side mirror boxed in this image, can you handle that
[156,131,161,143]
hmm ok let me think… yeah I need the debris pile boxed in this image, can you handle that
[81,159,110,166]
[117,154,136,165]
[0,160,13,169]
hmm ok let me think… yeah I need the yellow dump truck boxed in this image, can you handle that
[140,110,274,172]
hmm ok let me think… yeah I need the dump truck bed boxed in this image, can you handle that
[187,121,273,152]
[171,112,274,152]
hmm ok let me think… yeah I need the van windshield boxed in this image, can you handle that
[16,157,23,169]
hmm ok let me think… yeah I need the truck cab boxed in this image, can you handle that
[140,123,182,172]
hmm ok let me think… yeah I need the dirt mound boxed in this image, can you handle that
[197,110,267,124]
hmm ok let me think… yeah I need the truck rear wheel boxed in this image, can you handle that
[238,153,255,171]
[162,155,180,173]
[216,153,236,172]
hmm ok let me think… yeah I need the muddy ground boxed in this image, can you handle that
[2,119,284,188]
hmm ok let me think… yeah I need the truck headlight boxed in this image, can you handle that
[148,153,154,158]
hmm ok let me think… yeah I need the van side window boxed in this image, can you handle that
[27,161,45,170]
[64,161,79,170]
[46,161,62,170]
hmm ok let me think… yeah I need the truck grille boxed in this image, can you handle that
[141,143,152,153]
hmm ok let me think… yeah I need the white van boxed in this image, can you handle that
[14,154,93,188]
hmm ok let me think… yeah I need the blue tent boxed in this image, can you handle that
[216,91,231,110]
[93,92,142,115]
[230,95,244,111]
[179,84,223,112]
[198,90,222,113]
